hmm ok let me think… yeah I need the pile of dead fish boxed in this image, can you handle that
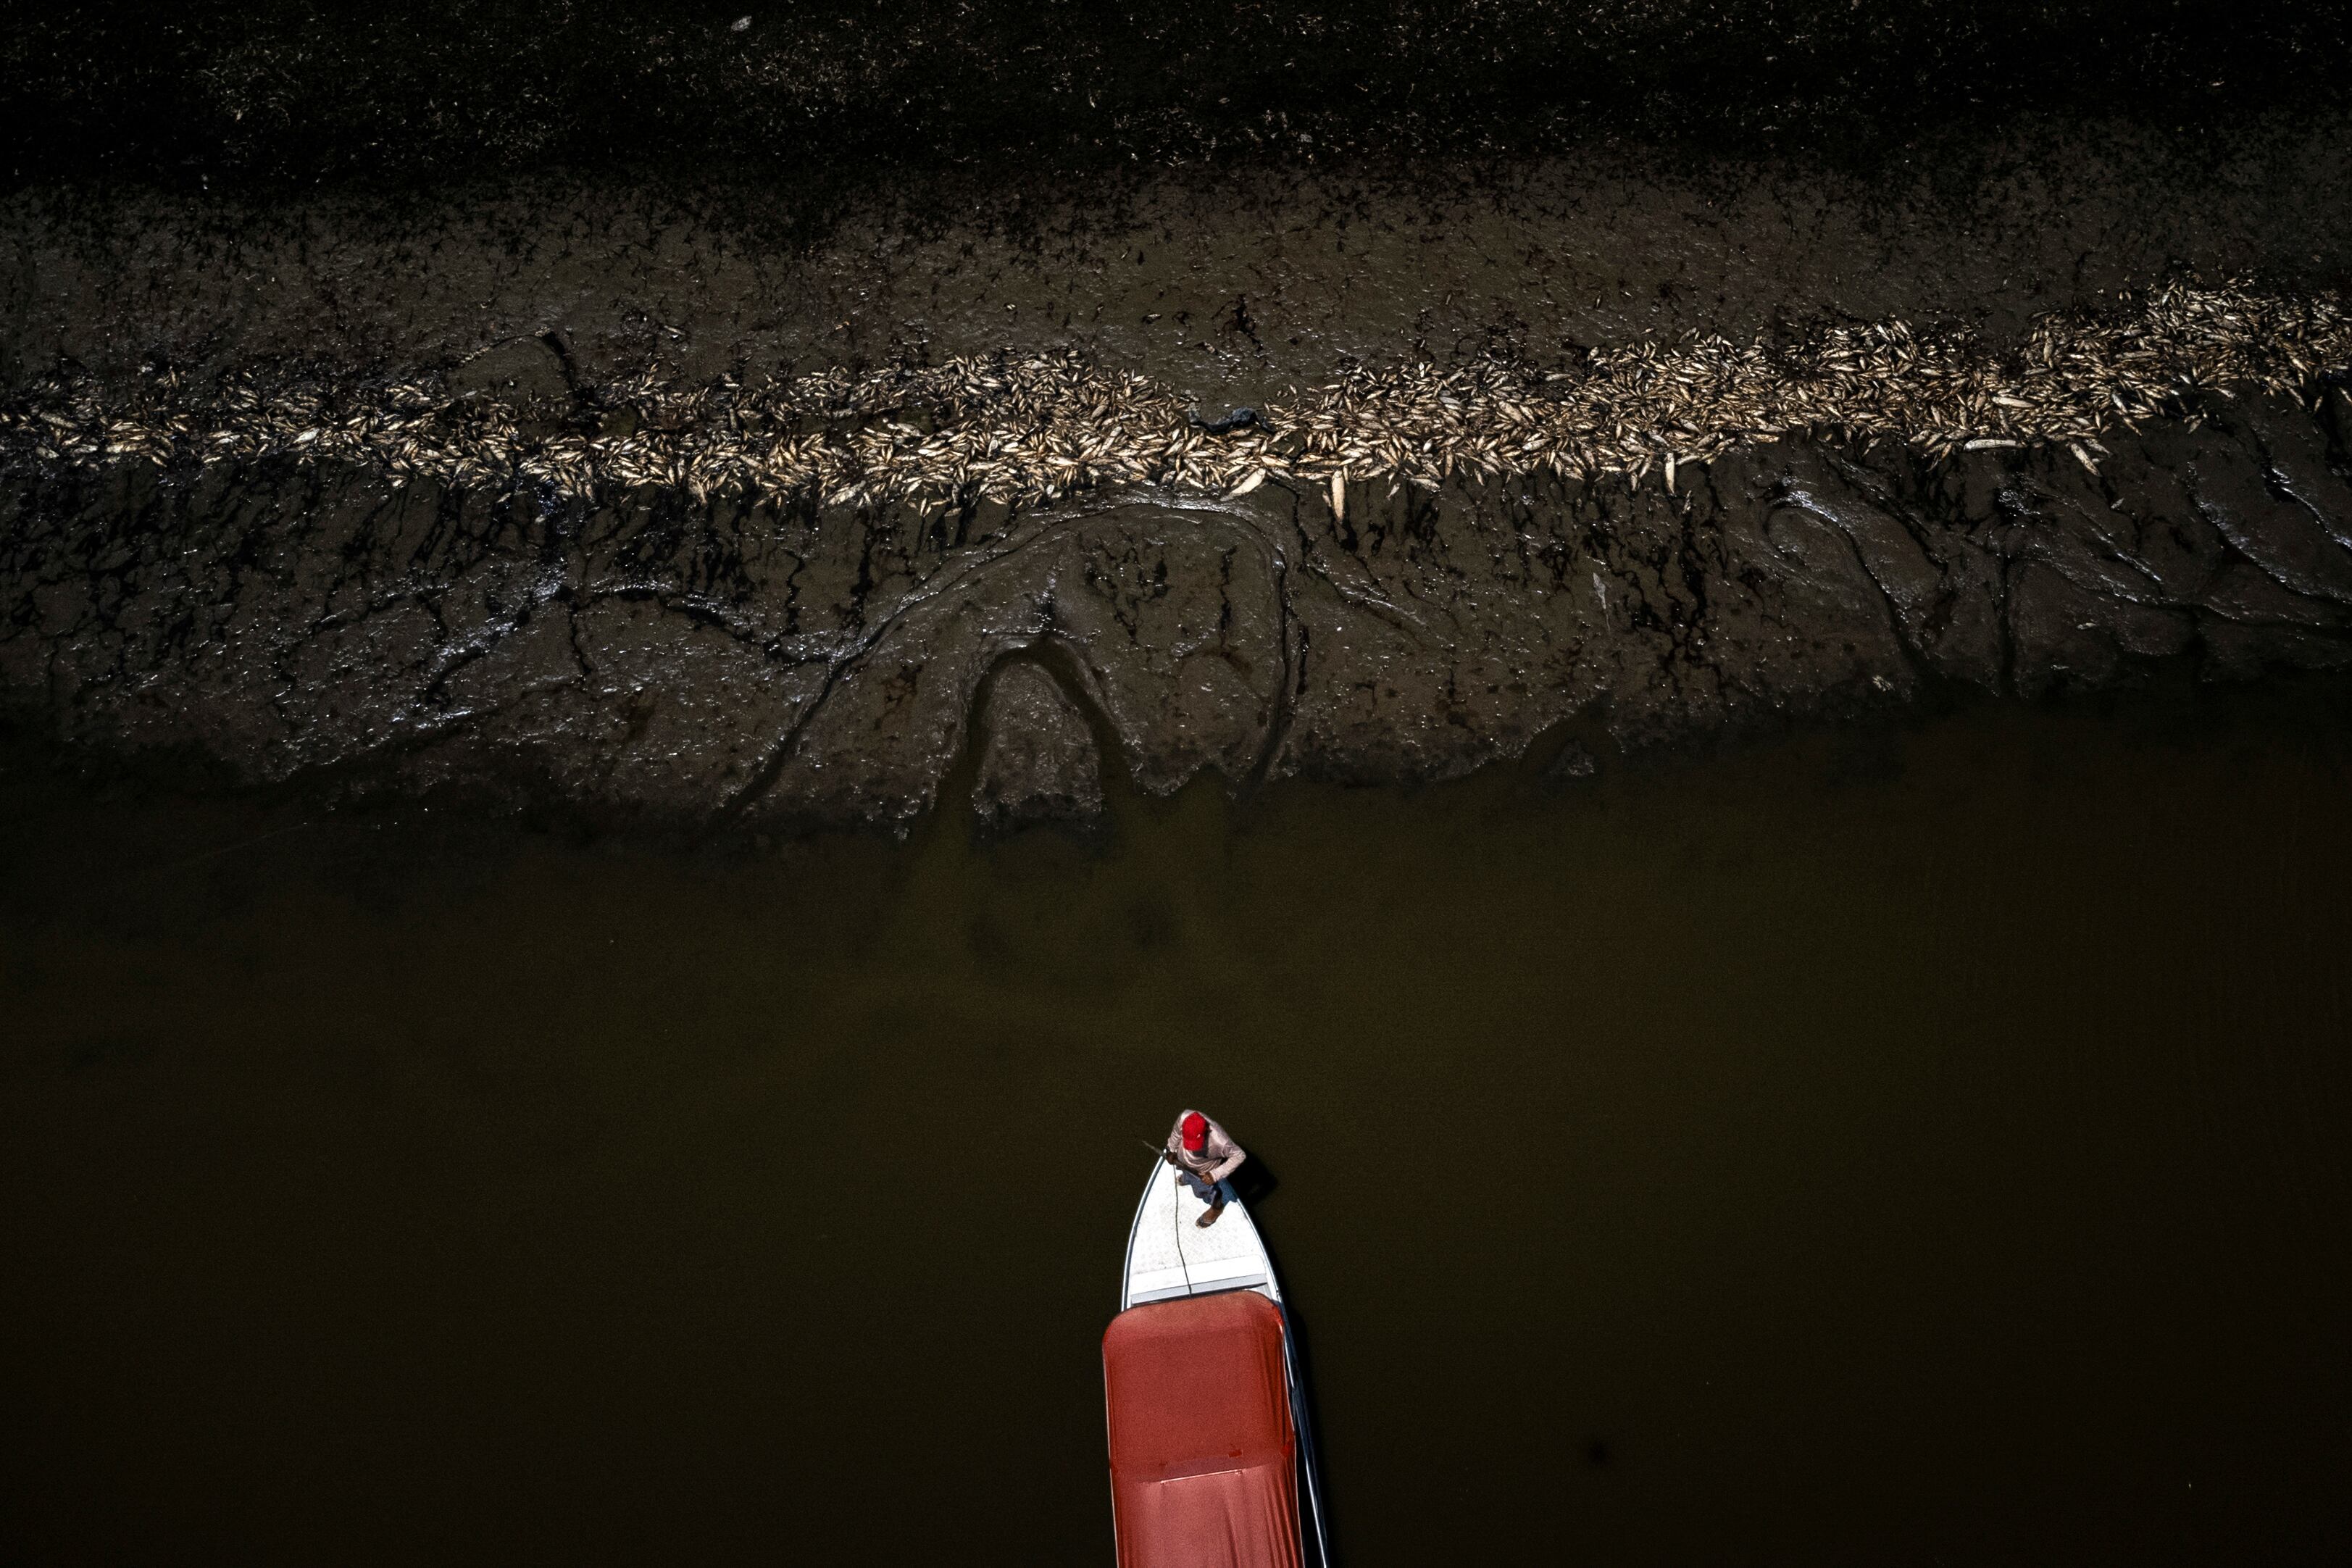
[4,281,2345,514]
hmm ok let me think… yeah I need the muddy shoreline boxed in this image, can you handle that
[8,111,2352,833]
[7,388,2352,836]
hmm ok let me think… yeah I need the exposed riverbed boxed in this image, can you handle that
[4,687,2348,1564]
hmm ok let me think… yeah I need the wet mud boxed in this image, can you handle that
[8,82,2352,830]
[14,107,2352,832]
[10,117,2352,396]
[8,386,2352,830]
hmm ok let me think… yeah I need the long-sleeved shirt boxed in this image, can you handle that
[1165,1109,1247,1185]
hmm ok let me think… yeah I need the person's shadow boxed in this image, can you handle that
[1229,1146,1280,1209]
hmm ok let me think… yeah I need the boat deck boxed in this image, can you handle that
[1122,1160,1279,1309]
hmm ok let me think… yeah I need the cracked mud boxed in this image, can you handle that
[8,385,2351,831]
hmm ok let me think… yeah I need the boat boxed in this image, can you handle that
[1102,1154,1332,1568]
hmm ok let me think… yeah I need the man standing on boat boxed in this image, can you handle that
[1164,1109,1246,1227]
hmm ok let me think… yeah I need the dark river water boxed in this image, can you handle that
[4,692,2351,1566]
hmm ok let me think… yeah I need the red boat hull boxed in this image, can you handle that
[1103,1290,1304,1568]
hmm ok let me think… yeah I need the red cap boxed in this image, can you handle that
[1180,1112,1209,1151]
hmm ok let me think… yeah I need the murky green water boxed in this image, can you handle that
[4,695,2351,1565]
